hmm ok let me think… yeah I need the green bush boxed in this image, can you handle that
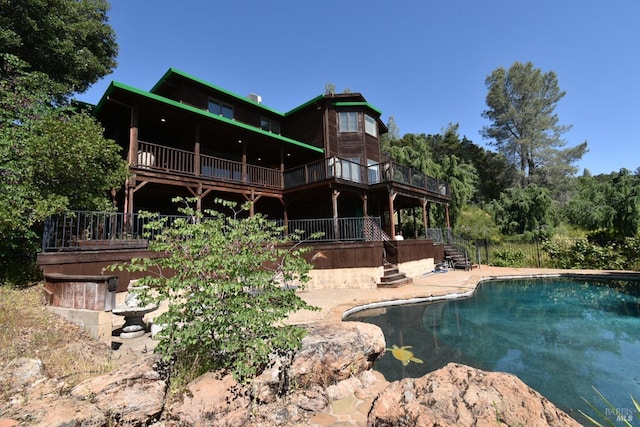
[543,239,623,270]
[489,249,527,267]
[113,199,318,384]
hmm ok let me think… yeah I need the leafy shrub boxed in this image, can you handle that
[618,237,640,270]
[113,199,318,383]
[543,239,623,270]
[490,249,527,267]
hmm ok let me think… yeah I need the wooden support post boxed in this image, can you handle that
[280,199,289,236]
[124,105,139,216]
[280,146,285,188]
[332,189,340,240]
[187,185,213,213]
[445,204,451,229]
[194,123,201,177]
[243,190,262,217]
[241,142,247,183]
[361,193,368,217]
[388,189,397,239]
[421,198,429,232]
[128,105,139,166]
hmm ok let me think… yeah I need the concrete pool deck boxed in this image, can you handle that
[112,265,637,354]
[285,265,639,324]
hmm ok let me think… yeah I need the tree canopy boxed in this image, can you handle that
[0,0,118,95]
[1,2,123,284]
[0,57,127,254]
[482,61,587,188]
[490,184,555,238]
[382,126,478,229]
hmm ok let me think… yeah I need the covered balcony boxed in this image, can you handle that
[133,140,451,197]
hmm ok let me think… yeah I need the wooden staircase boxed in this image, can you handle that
[443,244,472,270]
[378,261,413,288]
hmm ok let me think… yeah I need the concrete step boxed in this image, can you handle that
[380,272,407,283]
[377,276,413,288]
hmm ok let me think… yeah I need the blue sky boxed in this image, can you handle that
[80,1,640,176]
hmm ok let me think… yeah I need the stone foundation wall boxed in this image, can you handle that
[307,266,384,289]
[398,258,435,278]
[46,306,113,344]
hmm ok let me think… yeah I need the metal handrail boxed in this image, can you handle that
[42,211,387,251]
[278,216,382,242]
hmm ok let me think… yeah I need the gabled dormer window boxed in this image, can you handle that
[260,117,281,134]
[365,114,377,137]
[208,98,234,119]
[339,112,358,132]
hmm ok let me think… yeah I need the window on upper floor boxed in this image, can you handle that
[365,114,377,137]
[339,111,359,132]
[260,117,281,134]
[208,98,234,119]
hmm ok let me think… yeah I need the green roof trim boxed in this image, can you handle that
[96,81,324,154]
[151,68,285,116]
[331,101,382,115]
[284,94,325,116]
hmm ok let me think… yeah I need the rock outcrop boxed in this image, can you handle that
[0,322,581,427]
[368,362,581,427]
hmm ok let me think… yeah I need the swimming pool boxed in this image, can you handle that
[345,277,640,424]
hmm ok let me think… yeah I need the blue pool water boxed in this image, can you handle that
[345,277,640,424]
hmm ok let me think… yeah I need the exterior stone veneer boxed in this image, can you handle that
[305,257,436,290]
[397,258,435,279]
[307,266,384,289]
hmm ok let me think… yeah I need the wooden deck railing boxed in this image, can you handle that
[137,141,282,189]
[134,141,450,197]
[136,141,195,174]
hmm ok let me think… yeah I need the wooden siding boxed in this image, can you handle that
[37,249,162,293]
[395,239,436,263]
[44,273,117,311]
[326,110,338,157]
[37,241,444,293]
[179,85,205,108]
[283,108,325,150]
[364,133,381,163]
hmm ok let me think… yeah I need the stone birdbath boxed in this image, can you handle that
[112,286,158,339]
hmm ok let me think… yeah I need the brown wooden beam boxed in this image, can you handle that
[243,189,262,216]
[194,122,201,177]
[360,193,368,217]
[422,198,429,231]
[332,189,340,240]
[388,189,397,239]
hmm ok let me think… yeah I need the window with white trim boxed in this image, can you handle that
[208,99,234,119]
[339,112,358,132]
[365,114,377,137]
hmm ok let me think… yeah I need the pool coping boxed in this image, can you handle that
[311,268,640,323]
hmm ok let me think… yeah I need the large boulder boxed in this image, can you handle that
[166,371,252,426]
[252,321,385,402]
[0,323,582,427]
[167,321,386,426]
[291,321,385,387]
[70,353,167,425]
[368,362,581,427]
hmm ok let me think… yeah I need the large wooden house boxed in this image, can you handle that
[38,69,455,292]
[96,68,451,237]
